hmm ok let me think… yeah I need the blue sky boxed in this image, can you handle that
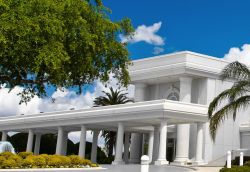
[104,0,250,60]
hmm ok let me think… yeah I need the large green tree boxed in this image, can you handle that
[94,87,133,157]
[0,0,133,103]
[208,61,250,141]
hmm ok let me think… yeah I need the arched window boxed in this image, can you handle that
[165,85,179,101]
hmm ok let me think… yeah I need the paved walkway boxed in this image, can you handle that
[0,165,222,172]
[0,165,192,172]
[194,167,221,172]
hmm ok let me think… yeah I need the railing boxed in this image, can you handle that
[205,149,250,167]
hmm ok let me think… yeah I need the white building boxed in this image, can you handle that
[0,51,249,166]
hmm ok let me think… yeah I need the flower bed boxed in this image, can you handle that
[0,152,98,169]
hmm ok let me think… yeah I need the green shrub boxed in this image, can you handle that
[26,155,46,167]
[0,152,95,169]
[47,155,63,167]
[1,159,17,169]
[220,166,250,172]
[82,159,92,166]
[90,163,99,167]
[22,158,35,168]
[39,154,50,163]
[18,152,33,159]
[0,156,6,167]
[59,156,71,167]
[9,155,22,167]
[0,152,15,159]
[68,155,82,165]
[245,160,250,166]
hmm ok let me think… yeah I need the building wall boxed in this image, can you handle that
[135,76,250,164]
[196,78,250,164]
[146,82,179,100]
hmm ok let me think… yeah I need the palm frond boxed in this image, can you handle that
[221,61,250,81]
[209,95,250,141]
[208,80,250,118]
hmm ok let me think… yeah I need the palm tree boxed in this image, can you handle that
[208,61,250,141]
[94,87,133,157]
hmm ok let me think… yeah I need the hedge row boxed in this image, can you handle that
[220,166,250,172]
[220,160,250,172]
[0,152,98,169]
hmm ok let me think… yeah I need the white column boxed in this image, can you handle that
[34,133,42,155]
[56,126,64,155]
[123,132,130,163]
[129,133,142,163]
[91,130,99,163]
[113,122,125,165]
[174,77,192,165]
[195,123,204,164]
[148,131,154,163]
[134,83,147,102]
[61,131,68,156]
[1,131,8,141]
[26,129,34,152]
[79,125,87,158]
[155,120,169,165]
[152,126,160,162]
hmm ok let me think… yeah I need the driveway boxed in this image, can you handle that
[0,165,192,172]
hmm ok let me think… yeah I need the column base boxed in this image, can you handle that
[172,158,189,166]
[154,159,169,165]
[112,160,125,165]
[192,160,206,166]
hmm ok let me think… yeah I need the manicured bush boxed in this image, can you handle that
[90,163,99,167]
[26,155,46,167]
[22,158,35,168]
[0,152,97,169]
[0,156,6,167]
[47,155,63,168]
[18,152,33,159]
[39,154,50,163]
[0,152,15,159]
[68,155,82,165]
[1,159,17,169]
[220,166,250,172]
[9,155,22,167]
[82,159,92,166]
[59,156,71,167]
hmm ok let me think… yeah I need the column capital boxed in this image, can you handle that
[197,122,205,126]
[179,76,193,83]
[134,83,147,88]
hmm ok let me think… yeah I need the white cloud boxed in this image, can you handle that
[120,22,165,46]
[0,75,135,147]
[223,44,250,66]
[153,47,164,55]
[68,131,105,148]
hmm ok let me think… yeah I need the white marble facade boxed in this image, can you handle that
[0,51,249,166]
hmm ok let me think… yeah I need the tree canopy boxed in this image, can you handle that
[0,0,134,103]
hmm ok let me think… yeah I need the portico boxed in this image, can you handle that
[0,98,207,165]
[1,51,232,165]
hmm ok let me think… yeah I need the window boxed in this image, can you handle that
[165,85,179,101]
